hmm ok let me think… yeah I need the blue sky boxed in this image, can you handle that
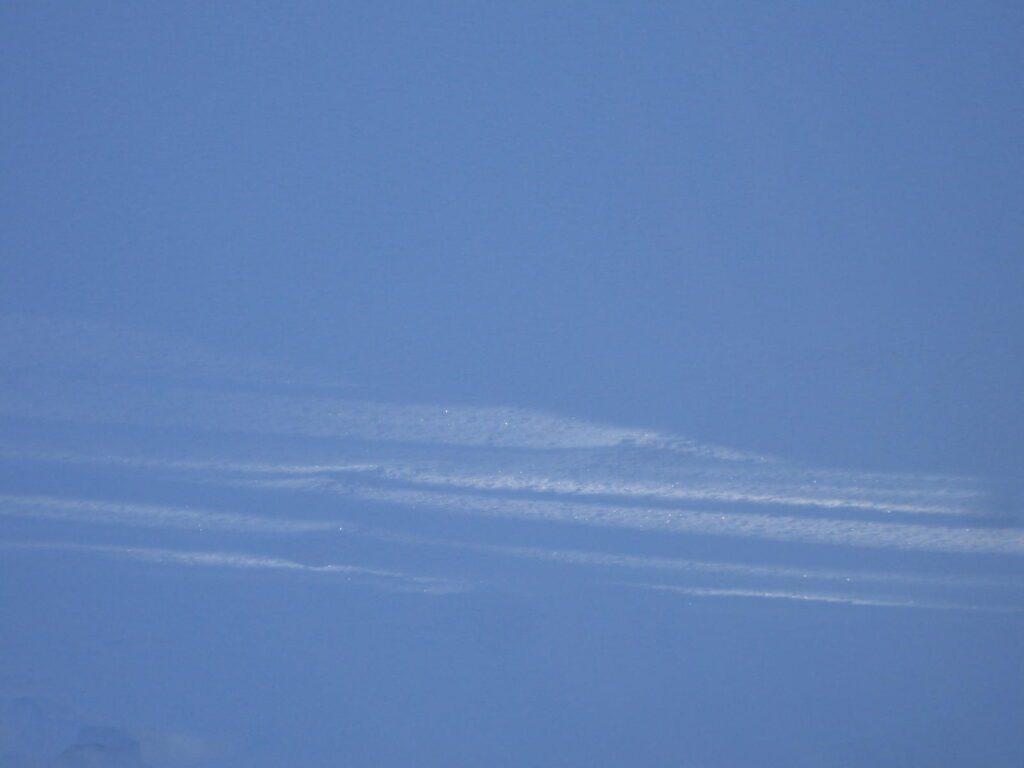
[2,3,1023,767]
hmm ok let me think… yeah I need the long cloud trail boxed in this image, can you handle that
[7,492,1019,605]
[0,445,985,521]
[341,484,1024,556]
[0,494,345,534]
[631,583,1019,612]
[2,315,1020,612]
[0,540,466,594]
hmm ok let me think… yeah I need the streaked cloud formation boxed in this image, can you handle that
[1,315,1021,613]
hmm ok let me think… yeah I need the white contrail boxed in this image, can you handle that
[354,528,1024,606]
[433,540,1023,591]
[4,464,1008,557]
[344,485,1024,556]
[0,315,989,518]
[0,540,467,594]
[0,377,762,459]
[5,492,1018,597]
[0,494,343,534]
[0,446,382,478]
[0,446,982,520]
[336,464,977,516]
[634,584,1019,612]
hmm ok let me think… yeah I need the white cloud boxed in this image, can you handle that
[0,541,468,595]
[634,583,1018,612]
[0,494,343,534]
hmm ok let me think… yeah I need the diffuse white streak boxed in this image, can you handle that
[348,485,1024,556]
[0,432,983,520]
[0,540,466,594]
[0,494,339,534]
[5,491,1020,596]
[449,541,1022,590]
[3,316,1016,608]
[635,583,1018,612]
[345,464,976,516]
[0,381,755,458]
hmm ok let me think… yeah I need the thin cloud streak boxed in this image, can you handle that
[0,378,757,459]
[5,492,1019,602]
[0,315,989,524]
[0,445,982,520]
[0,494,343,534]
[346,485,1024,556]
[355,530,1024,608]
[0,540,467,594]
[441,540,1024,591]
[336,464,977,516]
[634,584,1020,612]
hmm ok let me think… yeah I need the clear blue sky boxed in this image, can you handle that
[2,3,1022,767]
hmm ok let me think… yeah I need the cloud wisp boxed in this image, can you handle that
[2,315,1020,614]
[632,583,1019,613]
[0,494,345,534]
[0,444,987,523]
[2,445,1016,559]
[5,489,1019,612]
[409,538,1023,592]
[0,540,467,595]
[314,483,1024,556]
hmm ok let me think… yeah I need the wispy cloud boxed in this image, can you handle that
[633,583,1019,612]
[5,490,1020,611]
[423,539,1023,591]
[320,462,979,516]
[0,380,759,458]
[0,494,343,534]
[3,315,1019,615]
[346,485,1024,555]
[0,445,984,520]
[0,540,468,594]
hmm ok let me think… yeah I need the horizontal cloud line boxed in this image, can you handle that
[633,583,1019,612]
[0,380,764,459]
[0,494,343,534]
[0,540,466,594]
[6,492,1019,599]
[437,539,1024,591]
[349,465,978,516]
[345,485,1024,556]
